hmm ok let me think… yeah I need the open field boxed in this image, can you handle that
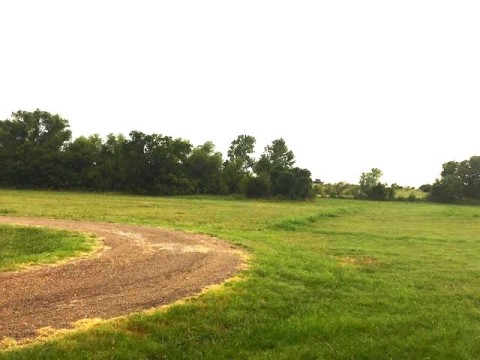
[1,190,480,359]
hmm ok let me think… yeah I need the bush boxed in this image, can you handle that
[244,176,271,198]
[429,181,458,203]
[367,183,391,201]
[419,184,432,193]
[407,193,417,202]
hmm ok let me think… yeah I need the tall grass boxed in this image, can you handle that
[1,190,480,359]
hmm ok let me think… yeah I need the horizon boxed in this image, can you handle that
[1,1,478,187]
[1,108,466,188]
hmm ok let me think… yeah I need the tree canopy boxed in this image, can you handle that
[8,109,476,203]
[0,110,72,188]
[0,110,315,200]
[429,156,480,203]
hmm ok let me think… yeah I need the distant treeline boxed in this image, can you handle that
[2,110,478,203]
[0,110,314,199]
[314,160,480,204]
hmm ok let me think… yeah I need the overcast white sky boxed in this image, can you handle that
[1,1,479,186]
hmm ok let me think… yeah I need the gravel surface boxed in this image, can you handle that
[0,217,244,341]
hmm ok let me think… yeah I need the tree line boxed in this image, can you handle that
[314,168,396,201]
[315,160,480,204]
[0,110,314,199]
[2,110,478,203]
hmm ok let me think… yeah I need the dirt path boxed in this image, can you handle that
[0,217,245,341]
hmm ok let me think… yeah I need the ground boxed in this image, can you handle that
[0,217,244,342]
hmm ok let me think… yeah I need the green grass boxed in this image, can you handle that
[0,224,96,272]
[1,189,480,359]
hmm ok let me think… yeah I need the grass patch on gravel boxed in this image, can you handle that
[1,190,480,359]
[0,224,96,271]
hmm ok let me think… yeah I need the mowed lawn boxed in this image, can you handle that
[1,190,480,359]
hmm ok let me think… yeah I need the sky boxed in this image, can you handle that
[1,1,479,187]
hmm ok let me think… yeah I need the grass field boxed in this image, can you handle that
[0,224,95,272]
[395,188,428,200]
[1,190,480,359]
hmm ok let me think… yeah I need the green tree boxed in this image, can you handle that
[118,131,155,194]
[252,138,313,200]
[96,133,126,191]
[63,134,104,189]
[459,156,480,199]
[244,176,271,198]
[0,109,72,188]
[223,135,256,194]
[185,141,225,194]
[150,136,192,195]
[430,156,480,202]
[358,168,393,200]
[255,138,294,177]
[116,132,193,195]
[419,184,432,193]
[227,135,256,171]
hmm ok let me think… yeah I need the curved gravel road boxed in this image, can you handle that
[0,217,244,341]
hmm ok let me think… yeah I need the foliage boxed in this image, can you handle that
[255,138,295,175]
[315,182,359,199]
[185,141,225,194]
[419,184,432,193]
[223,135,256,194]
[244,175,270,198]
[429,156,480,203]
[254,138,314,200]
[357,168,394,200]
[0,109,72,188]
[1,191,480,358]
[0,110,315,199]
[226,134,256,171]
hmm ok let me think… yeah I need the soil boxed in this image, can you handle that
[0,216,245,342]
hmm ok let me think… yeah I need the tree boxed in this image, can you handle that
[0,109,72,188]
[149,135,192,195]
[227,135,256,171]
[117,131,156,194]
[255,138,294,177]
[429,161,462,202]
[0,109,318,200]
[185,141,225,194]
[96,133,126,191]
[114,131,194,195]
[419,184,432,193]
[63,134,104,189]
[357,168,393,200]
[223,135,256,194]
[459,156,480,199]
[251,138,314,200]
[429,156,480,202]
[244,176,271,198]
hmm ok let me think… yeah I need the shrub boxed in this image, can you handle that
[244,176,271,198]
